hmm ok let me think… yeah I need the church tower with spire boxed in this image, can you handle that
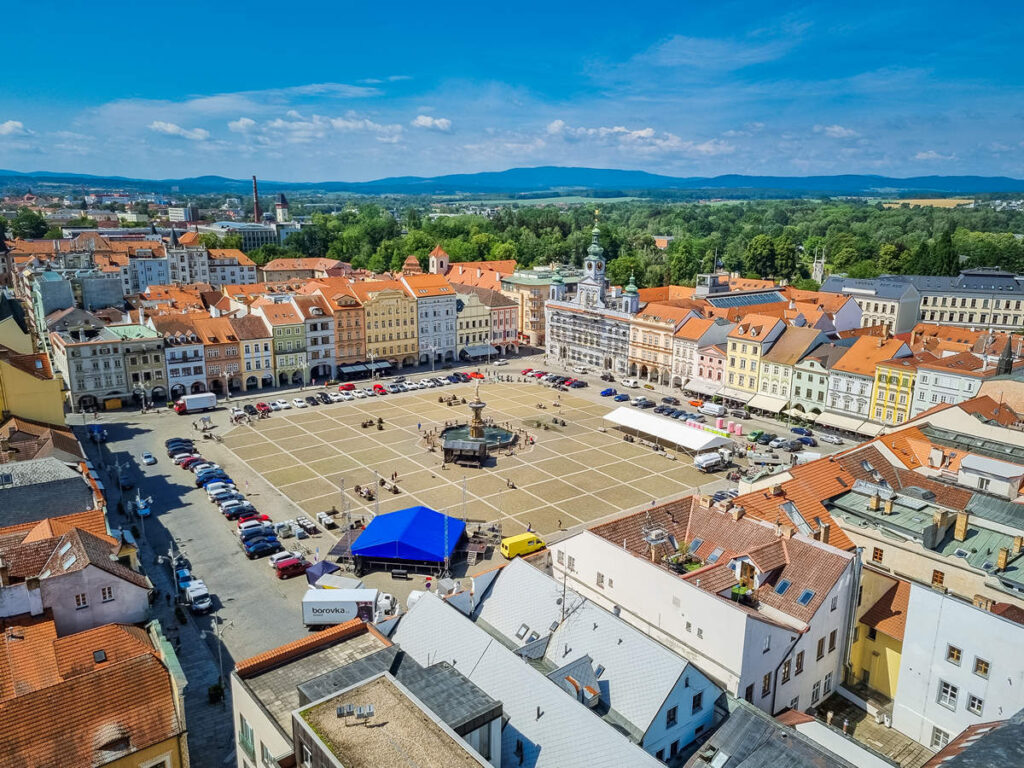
[575,211,608,308]
[621,272,640,314]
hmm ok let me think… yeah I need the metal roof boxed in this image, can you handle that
[921,425,1024,463]
[705,291,786,308]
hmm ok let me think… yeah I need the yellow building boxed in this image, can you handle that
[348,280,419,369]
[722,314,785,403]
[0,293,66,424]
[871,354,933,427]
[848,571,907,700]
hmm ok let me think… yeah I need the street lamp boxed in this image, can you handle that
[368,351,376,381]
[428,343,439,373]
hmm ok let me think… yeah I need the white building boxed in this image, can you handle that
[671,317,734,389]
[820,277,921,334]
[911,347,1014,417]
[549,496,859,717]
[148,315,208,398]
[892,583,1024,750]
[400,273,458,365]
[823,337,910,432]
[294,294,336,382]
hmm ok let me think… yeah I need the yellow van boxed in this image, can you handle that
[500,533,546,559]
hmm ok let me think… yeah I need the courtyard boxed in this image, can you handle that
[220,380,724,540]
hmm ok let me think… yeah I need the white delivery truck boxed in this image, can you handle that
[302,588,378,627]
[185,580,213,614]
[173,392,217,415]
[694,447,733,473]
[698,402,727,417]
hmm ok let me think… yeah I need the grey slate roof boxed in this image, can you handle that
[469,558,717,743]
[927,708,1024,768]
[820,276,918,301]
[391,592,664,768]
[683,698,859,768]
[0,458,94,527]
[296,646,501,736]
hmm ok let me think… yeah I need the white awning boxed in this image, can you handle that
[857,421,886,437]
[783,408,808,419]
[747,394,789,413]
[814,411,866,432]
[717,388,754,404]
[463,344,495,358]
[683,379,722,397]
[603,406,733,453]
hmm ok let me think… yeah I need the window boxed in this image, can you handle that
[666,706,678,728]
[974,658,990,678]
[937,680,959,710]
[685,621,692,633]
[762,673,771,697]
[811,681,820,704]
[872,547,883,563]
[824,672,833,695]
[828,630,837,653]
[261,743,275,766]
[556,550,564,565]
[763,635,771,653]
[932,570,945,588]
[567,555,575,571]
[830,595,838,612]
[947,645,962,665]
[775,579,791,595]
[75,593,88,609]
[101,586,114,602]
[696,628,703,639]
[867,627,877,641]
[817,638,825,660]
[797,589,815,606]
[238,714,255,760]
[978,477,990,491]
[930,727,950,750]
[300,744,312,768]
[596,572,604,589]
[795,651,804,675]
[781,659,791,683]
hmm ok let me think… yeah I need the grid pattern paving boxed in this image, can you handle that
[221,382,714,537]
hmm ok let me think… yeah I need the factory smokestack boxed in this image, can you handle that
[252,175,262,222]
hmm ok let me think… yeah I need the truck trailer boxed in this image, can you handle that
[694,447,733,473]
[173,392,217,415]
[301,588,398,628]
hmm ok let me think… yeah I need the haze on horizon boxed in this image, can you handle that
[2,0,1021,183]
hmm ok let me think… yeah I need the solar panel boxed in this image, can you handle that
[707,291,786,309]
[797,589,815,606]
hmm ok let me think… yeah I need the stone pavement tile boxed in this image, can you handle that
[529,478,582,503]
[303,419,350,434]
[480,489,545,516]
[384,413,421,427]
[499,516,529,535]
[372,428,417,445]
[297,494,343,515]
[603,441,650,459]
[629,452,681,472]
[306,455,360,477]
[533,457,587,476]
[230,442,279,460]
[504,463,555,485]
[668,465,712,486]
[288,412,324,425]
[518,444,559,462]
[220,435,265,451]
[388,469,447,493]
[560,470,619,494]
[261,424,307,439]
[348,446,403,466]
[277,435,321,452]
[597,460,651,483]
[511,506,579,536]
[317,427,359,443]
[631,474,691,499]
[600,483,651,509]
[333,436,371,454]
[263,465,317,486]
[570,448,622,467]
[290,445,342,463]
[279,477,339,502]
[465,474,510,497]
[417,483,476,513]
[380,456,429,478]
[559,494,617,523]
[247,453,298,473]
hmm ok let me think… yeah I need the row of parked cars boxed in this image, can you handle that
[520,369,589,389]
[746,426,843,451]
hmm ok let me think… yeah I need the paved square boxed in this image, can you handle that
[222,381,720,540]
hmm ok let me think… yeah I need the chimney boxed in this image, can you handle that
[731,506,745,521]
[0,557,7,587]
[252,175,262,222]
[997,547,1010,571]
[1014,536,1023,556]
[954,512,970,542]
[699,494,714,510]
[781,525,795,539]
[973,594,994,612]
[882,498,894,516]
[771,484,784,497]
[911,329,917,347]
[869,492,881,511]
[821,522,831,545]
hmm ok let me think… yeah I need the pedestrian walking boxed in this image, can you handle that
[417,422,421,431]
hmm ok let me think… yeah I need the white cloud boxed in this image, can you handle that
[148,121,209,141]
[228,117,256,133]
[411,114,452,132]
[253,111,403,145]
[814,124,859,138]
[0,120,30,136]
[914,150,957,161]
[546,119,733,156]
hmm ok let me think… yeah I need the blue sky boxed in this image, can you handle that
[1,1,1022,181]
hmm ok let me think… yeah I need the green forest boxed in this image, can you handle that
[242,199,1024,290]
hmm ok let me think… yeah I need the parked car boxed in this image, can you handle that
[493,359,509,366]
[600,388,617,397]
[661,396,680,406]
[165,437,191,448]
[273,399,292,410]
[223,504,259,520]
[600,373,615,382]
[327,392,343,402]
[338,383,356,392]
[268,550,303,568]
[783,440,804,452]
[230,406,244,419]
[275,557,311,579]
[621,378,640,388]
[292,398,308,408]
[236,512,271,527]
[373,384,387,395]
[316,392,331,404]
[746,429,764,442]
[797,436,818,447]
[210,489,245,504]
[205,482,236,496]
[468,372,485,380]
[199,474,232,488]
[819,434,844,445]
[768,437,788,449]
[790,427,813,436]
[456,373,471,382]
[305,396,319,406]
[570,380,587,388]
[613,393,630,402]
[243,537,282,559]
[180,456,206,469]
[728,408,748,419]
[353,389,368,398]
[190,462,218,474]
[757,433,778,446]
[244,403,259,416]
[521,368,533,375]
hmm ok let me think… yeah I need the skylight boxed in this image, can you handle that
[688,538,703,554]
[706,547,724,564]
[515,624,529,640]
[797,589,815,606]
[775,579,792,595]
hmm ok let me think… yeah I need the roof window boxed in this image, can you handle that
[775,579,792,595]
[797,589,815,606]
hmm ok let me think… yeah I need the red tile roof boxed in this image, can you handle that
[859,580,910,641]
[235,619,381,678]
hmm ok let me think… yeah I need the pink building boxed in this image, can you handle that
[687,342,727,399]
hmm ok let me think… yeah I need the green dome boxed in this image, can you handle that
[625,272,638,294]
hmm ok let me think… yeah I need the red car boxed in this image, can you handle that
[274,557,311,579]
[521,368,533,375]
[468,371,484,380]
[181,457,206,470]
[338,383,356,391]
[255,402,271,414]
[237,513,271,528]
[373,383,387,395]
[532,371,547,378]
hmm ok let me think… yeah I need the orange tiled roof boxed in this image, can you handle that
[730,277,777,291]
[208,248,255,267]
[254,300,303,326]
[0,349,53,380]
[673,317,718,341]
[262,257,339,272]
[346,279,406,302]
[636,303,697,326]
[235,619,374,678]
[958,395,1021,427]
[178,231,200,245]
[831,336,908,376]
[638,285,696,303]
[52,624,154,679]
[727,314,783,341]
[401,273,455,297]
[859,580,910,641]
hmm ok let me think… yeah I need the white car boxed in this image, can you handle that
[268,550,302,568]
[206,483,236,498]
[621,378,640,388]
[328,392,344,402]
[353,389,367,399]
[230,407,244,418]
[387,383,402,394]
[493,359,509,366]
[819,434,844,445]
[273,399,291,410]
[339,391,355,401]
[572,365,587,373]
[362,387,376,397]
[292,398,308,408]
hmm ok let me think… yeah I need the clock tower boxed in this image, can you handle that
[576,215,607,308]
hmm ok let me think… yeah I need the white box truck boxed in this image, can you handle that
[174,392,217,415]
[694,447,733,473]
[302,588,379,627]
[185,580,213,614]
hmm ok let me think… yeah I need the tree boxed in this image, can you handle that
[774,235,798,280]
[606,255,643,288]
[847,260,881,279]
[933,225,958,276]
[197,233,223,249]
[220,233,243,250]
[877,243,904,274]
[10,207,47,239]
[66,216,97,228]
[744,234,776,278]
[247,243,297,266]
[791,277,821,291]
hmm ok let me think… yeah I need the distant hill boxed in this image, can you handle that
[2,165,1022,197]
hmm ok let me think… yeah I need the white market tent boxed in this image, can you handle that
[603,406,733,453]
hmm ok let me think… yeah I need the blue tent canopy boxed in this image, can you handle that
[351,506,466,562]
[305,559,341,585]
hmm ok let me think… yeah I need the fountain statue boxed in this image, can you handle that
[440,381,517,465]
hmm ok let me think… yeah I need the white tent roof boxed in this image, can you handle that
[603,406,733,452]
